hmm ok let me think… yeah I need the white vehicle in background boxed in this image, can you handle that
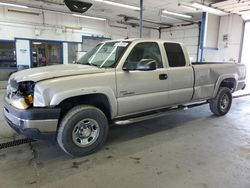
[4,39,246,156]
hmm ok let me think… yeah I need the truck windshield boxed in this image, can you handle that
[77,41,130,68]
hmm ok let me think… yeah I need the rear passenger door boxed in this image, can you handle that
[164,43,194,105]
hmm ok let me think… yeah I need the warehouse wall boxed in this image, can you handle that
[203,14,244,62]
[155,14,244,64]
[0,7,150,41]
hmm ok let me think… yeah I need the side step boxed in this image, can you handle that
[114,101,208,125]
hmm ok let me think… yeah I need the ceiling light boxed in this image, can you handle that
[0,2,28,8]
[178,2,197,11]
[191,2,227,16]
[8,9,40,16]
[161,14,182,21]
[33,42,42,45]
[72,14,106,21]
[162,10,192,19]
[93,0,140,10]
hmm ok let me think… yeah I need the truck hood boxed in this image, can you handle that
[10,64,105,83]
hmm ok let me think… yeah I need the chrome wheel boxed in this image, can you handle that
[72,118,100,147]
[220,94,230,112]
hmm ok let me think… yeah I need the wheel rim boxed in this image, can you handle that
[72,118,100,147]
[220,94,230,112]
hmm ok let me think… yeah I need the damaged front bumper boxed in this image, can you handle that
[4,97,61,140]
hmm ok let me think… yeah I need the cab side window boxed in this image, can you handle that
[125,42,163,69]
[164,43,186,67]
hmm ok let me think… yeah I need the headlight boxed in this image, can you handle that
[10,95,33,110]
[7,81,35,110]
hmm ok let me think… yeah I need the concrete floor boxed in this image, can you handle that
[0,91,249,188]
[0,90,17,142]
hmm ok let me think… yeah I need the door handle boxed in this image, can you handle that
[159,74,168,80]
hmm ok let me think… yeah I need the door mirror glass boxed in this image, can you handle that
[123,59,157,71]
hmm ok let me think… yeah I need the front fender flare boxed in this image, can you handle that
[50,87,117,118]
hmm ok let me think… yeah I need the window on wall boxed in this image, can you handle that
[68,43,78,64]
[31,41,62,67]
[0,41,16,68]
[0,41,16,81]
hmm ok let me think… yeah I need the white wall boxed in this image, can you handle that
[0,7,150,42]
[155,14,244,63]
[0,6,152,66]
[203,14,244,62]
[63,43,68,64]
[204,13,220,49]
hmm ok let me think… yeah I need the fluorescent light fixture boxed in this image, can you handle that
[33,42,42,45]
[161,14,183,21]
[0,2,28,8]
[191,2,227,16]
[162,10,192,19]
[93,0,140,10]
[72,14,106,21]
[178,2,197,11]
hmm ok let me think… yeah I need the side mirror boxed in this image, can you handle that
[123,59,157,71]
[137,59,157,71]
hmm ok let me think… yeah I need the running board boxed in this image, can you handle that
[114,102,208,125]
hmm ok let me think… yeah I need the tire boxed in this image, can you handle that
[209,87,232,116]
[57,105,109,157]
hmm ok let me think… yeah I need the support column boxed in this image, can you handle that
[139,0,143,38]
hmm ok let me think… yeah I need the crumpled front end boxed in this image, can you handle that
[4,79,60,140]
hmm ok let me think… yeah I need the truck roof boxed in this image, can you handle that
[103,38,182,44]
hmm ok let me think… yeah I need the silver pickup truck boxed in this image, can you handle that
[4,39,246,156]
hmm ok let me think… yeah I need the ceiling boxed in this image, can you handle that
[211,0,250,15]
[1,0,250,28]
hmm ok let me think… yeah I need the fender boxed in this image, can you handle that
[212,74,238,98]
[50,87,117,118]
[34,84,117,118]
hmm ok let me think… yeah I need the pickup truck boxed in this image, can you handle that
[4,39,246,156]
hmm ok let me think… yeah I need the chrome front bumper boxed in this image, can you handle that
[4,108,58,132]
[4,98,61,140]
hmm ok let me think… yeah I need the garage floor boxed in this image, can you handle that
[0,92,249,188]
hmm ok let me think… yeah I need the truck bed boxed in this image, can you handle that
[191,62,246,101]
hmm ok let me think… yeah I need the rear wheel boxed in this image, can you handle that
[57,105,109,157]
[209,87,232,116]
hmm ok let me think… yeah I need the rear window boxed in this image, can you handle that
[164,43,186,67]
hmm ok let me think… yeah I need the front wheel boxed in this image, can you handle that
[209,87,232,116]
[57,105,109,157]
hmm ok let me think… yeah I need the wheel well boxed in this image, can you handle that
[220,78,236,91]
[57,94,111,121]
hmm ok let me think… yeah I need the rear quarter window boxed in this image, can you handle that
[164,43,186,67]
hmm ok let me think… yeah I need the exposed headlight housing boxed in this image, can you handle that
[10,95,33,110]
[7,80,35,110]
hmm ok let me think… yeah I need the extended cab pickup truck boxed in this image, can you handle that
[4,39,246,156]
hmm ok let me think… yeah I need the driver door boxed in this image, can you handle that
[116,42,169,117]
